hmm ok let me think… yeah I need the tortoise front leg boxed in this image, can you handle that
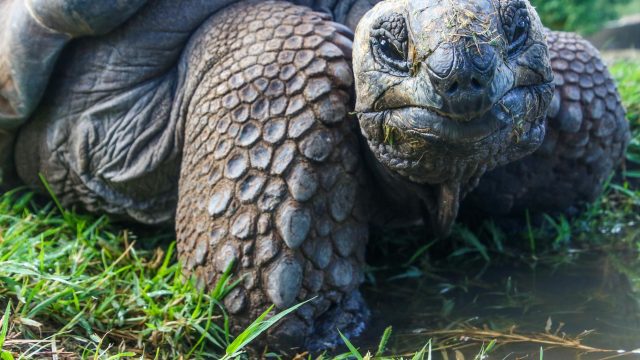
[175,1,370,351]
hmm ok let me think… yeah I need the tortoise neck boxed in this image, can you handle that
[359,140,433,228]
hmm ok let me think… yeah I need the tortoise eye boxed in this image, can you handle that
[370,13,410,75]
[379,37,404,62]
[371,33,409,73]
[502,1,530,54]
[509,11,530,52]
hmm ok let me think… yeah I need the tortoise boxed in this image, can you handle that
[0,0,629,351]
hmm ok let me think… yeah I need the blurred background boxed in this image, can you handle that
[533,0,640,57]
[532,0,640,35]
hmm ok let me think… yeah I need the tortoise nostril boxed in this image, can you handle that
[446,81,459,95]
[470,77,483,90]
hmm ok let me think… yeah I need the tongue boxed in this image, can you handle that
[432,181,461,238]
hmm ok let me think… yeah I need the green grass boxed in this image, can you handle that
[611,61,640,125]
[613,61,640,183]
[0,63,639,359]
[0,190,240,358]
[531,0,634,34]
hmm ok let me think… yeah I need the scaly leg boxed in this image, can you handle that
[175,1,370,351]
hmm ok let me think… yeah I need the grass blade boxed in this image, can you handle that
[0,302,10,348]
[0,302,14,360]
[375,326,393,357]
[338,329,363,360]
[223,298,314,359]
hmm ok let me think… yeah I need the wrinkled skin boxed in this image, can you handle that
[0,0,629,353]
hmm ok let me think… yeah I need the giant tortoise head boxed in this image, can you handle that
[352,0,555,234]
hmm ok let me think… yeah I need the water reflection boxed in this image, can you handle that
[359,252,640,359]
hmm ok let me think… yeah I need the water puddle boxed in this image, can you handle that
[358,250,640,359]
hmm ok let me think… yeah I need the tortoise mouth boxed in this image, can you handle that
[360,82,554,147]
[380,106,504,145]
